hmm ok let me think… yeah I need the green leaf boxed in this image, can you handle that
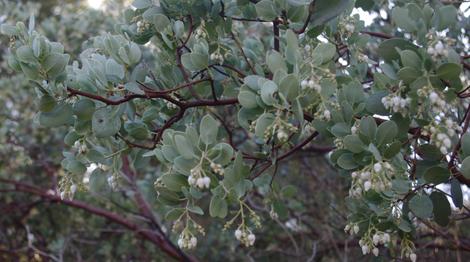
[330,122,350,138]
[460,156,470,179]
[132,0,152,9]
[39,103,74,127]
[337,153,358,170]
[255,0,278,21]
[161,174,187,192]
[450,179,463,209]
[200,114,219,145]
[106,59,125,80]
[16,46,36,63]
[343,135,365,153]
[430,191,451,227]
[423,166,450,185]
[266,50,286,73]
[397,67,421,84]
[384,141,401,159]
[312,43,336,65]
[392,6,417,32]
[43,53,69,79]
[92,108,121,138]
[73,99,95,120]
[376,120,398,145]
[437,63,461,80]
[391,179,410,194]
[165,208,185,221]
[152,14,171,29]
[461,133,470,159]
[436,5,457,31]
[418,144,443,161]
[209,195,228,218]
[190,53,208,70]
[124,121,149,140]
[187,205,204,215]
[174,134,194,159]
[409,194,433,219]
[0,24,17,36]
[359,116,377,142]
[65,159,86,175]
[378,38,419,63]
[238,90,259,109]
[89,169,109,193]
[260,80,278,106]
[39,95,57,112]
[279,74,299,101]
[400,50,421,69]
[64,130,80,146]
[310,0,351,27]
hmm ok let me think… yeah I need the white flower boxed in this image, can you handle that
[304,45,311,52]
[177,238,184,248]
[308,80,315,89]
[364,181,372,191]
[188,175,196,185]
[443,138,451,148]
[383,233,390,243]
[301,80,308,89]
[190,236,197,248]
[373,163,382,173]
[372,247,379,256]
[345,24,355,32]
[203,176,211,188]
[351,172,357,178]
[70,184,77,194]
[435,41,444,53]
[323,110,331,120]
[353,225,359,234]
[247,233,256,245]
[440,146,447,154]
[410,253,417,262]
[372,234,380,245]
[360,171,371,180]
[196,177,205,189]
[351,126,357,134]
[277,130,288,141]
[429,92,439,103]
[235,229,242,240]
[436,133,445,141]
[361,245,370,255]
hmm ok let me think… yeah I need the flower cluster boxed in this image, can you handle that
[234,227,256,247]
[344,223,360,235]
[300,78,321,92]
[177,231,198,249]
[417,87,451,115]
[422,120,461,154]
[165,100,178,109]
[210,162,224,176]
[427,40,448,57]
[188,167,211,189]
[381,94,411,114]
[255,111,298,143]
[136,20,152,34]
[194,27,207,39]
[349,162,393,197]
[73,140,88,154]
[209,52,224,65]
[358,230,391,257]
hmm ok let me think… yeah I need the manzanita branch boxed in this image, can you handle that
[0,178,195,261]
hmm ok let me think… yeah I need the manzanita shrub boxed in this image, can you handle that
[1,0,469,260]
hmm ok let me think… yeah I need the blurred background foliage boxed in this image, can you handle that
[0,0,469,261]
